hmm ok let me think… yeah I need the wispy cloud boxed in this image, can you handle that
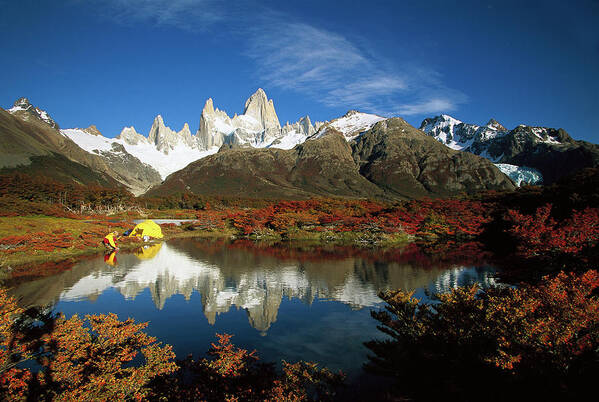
[86,1,466,117]
[397,98,457,116]
[246,22,466,117]
[93,0,226,30]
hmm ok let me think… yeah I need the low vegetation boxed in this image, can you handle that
[365,270,599,401]
[0,288,344,401]
[0,170,598,400]
[0,170,597,285]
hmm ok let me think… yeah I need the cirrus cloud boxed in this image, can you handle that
[87,0,466,117]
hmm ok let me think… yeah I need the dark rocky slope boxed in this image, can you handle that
[2,99,161,193]
[353,118,516,198]
[0,108,121,187]
[420,114,599,184]
[148,131,385,199]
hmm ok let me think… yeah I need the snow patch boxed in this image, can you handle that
[62,128,218,179]
[495,163,543,186]
[315,112,385,141]
[267,129,306,150]
[531,127,561,144]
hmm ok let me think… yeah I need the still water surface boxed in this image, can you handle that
[9,238,497,381]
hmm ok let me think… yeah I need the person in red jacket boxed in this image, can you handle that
[102,231,119,250]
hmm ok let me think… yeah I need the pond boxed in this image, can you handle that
[6,238,498,386]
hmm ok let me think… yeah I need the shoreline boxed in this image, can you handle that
[0,215,412,271]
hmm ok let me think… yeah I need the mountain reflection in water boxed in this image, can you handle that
[9,238,497,333]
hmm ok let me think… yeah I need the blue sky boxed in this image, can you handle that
[1,0,598,142]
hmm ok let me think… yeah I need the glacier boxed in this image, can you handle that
[494,163,543,186]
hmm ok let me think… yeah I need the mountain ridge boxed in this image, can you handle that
[419,114,599,184]
[4,90,598,199]
[148,118,515,199]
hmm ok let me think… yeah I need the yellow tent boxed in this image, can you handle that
[135,243,163,260]
[128,220,164,239]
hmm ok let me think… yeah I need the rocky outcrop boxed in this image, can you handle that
[281,115,315,137]
[147,115,194,153]
[195,89,319,151]
[82,125,102,136]
[197,98,229,150]
[117,126,147,145]
[242,87,281,133]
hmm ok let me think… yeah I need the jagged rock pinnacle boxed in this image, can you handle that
[243,88,281,131]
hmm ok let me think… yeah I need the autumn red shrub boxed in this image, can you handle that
[506,204,599,256]
[0,287,176,402]
[217,198,492,242]
[193,210,227,230]
[0,235,29,247]
[365,270,599,401]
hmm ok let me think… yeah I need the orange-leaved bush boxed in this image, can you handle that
[365,270,599,401]
[0,286,177,402]
[0,288,34,400]
[150,333,345,402]
[40,313,177,401]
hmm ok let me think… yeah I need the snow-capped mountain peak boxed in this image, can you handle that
[117,126,147,145]
[195,89,314,150]
[8,97,33,113]
[7,97,59,129]
[62,125,216,181]
[419,114,555,185]
[419,114,463,137]
[314,111,386,141]
[61,89,324,180]
[243,88,280,129]
[82,125,102,136]
[57,90,411,187]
